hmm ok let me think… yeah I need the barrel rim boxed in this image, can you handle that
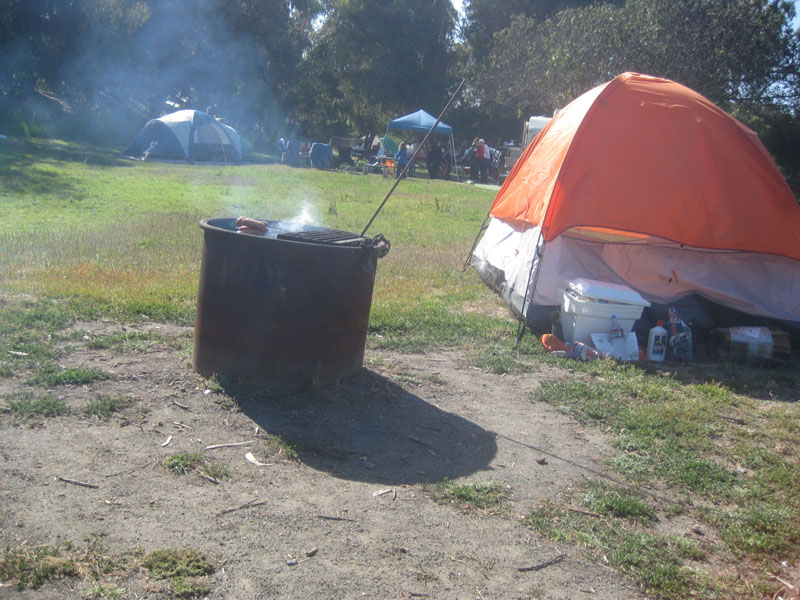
[199,217,370,253]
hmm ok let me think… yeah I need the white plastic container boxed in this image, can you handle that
[647,321,668,362]
[559,279,650,344]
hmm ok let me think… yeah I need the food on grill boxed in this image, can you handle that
[235,216,268,234]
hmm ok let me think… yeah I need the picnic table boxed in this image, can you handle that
[364,155,397,177]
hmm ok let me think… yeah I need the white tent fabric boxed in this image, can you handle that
[473,218,800,327]
[124,110,247,163]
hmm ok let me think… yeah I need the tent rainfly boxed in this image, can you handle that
[124,110,247,163]
[471,72,800,336]
[385,109,457,177]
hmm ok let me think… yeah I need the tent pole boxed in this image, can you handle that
[461,210,491,272]
[451,133,458,182]
[515,230,546,346]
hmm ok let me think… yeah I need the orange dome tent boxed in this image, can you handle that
[472,73,800,335]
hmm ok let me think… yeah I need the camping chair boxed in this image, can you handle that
[330,135,359,169]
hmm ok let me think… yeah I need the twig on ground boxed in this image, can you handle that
[317,515,356,522]
[218,499,267,516]
[407,435,431,447]
[196,469,220,484]
[205,440,254,450]
[57,476,99,489]
[518,554,564,572]
[372,488,394,497]
[7,350,28,356]
[105,457,159,478]
[716,414,747,425]
[172,421,192,430]
[566,506,603,518]
[161,435,173,447]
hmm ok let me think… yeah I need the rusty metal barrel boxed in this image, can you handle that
[192,218,388,389]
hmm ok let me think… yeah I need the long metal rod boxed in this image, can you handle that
[361,79,466,237]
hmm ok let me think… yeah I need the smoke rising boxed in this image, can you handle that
[2,0,287,146]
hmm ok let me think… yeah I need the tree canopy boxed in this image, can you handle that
[1,0,798,175]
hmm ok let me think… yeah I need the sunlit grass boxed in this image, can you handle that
[530,358,800,597]
[0,141,503,343]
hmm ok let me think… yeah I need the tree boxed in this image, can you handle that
[479,0,799,127]
[0,0,321,144]
[461,0,613,63]
[295,0,457,139]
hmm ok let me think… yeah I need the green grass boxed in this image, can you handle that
[429,479,511,512]
[0,538,210,597]
[85,330,188,352]
[163,452,229,481]
[143,548,213,598]
[580,480,657,523]
[0,545,78,590]
[530,356,800,598]
[7,393,69,417]
[0,138,503,343]
[87,583,127,599]
[526,503,713,599]
[27,365,111,387]
[163,452,205,475]
[83,394,135,420]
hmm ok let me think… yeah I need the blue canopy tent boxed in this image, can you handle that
[385,110,458,179]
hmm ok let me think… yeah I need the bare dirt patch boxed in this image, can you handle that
[0,321,646,599]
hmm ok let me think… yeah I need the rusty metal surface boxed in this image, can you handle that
[192,218,382,389]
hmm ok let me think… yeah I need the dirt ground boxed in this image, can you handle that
[0,320,647,599]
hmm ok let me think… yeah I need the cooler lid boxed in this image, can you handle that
[567,278,651,307]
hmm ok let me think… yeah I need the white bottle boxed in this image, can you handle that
[647,320,668,362]
[609,315,625,359]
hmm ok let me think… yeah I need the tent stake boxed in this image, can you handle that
[362,79,466,237]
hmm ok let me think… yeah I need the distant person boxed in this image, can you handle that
[474,137,488,183]
[394,142,408,178]
[440,147,452,179]
[279,137,287,163]
[427,141,443,178]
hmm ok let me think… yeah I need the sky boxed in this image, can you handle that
[795,0,800,31]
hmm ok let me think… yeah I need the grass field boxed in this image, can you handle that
[0,137,508,345]
[2,136,799,599]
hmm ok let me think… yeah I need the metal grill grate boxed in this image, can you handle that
[276,227,367,247]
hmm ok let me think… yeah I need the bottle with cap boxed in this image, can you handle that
[647,320,668,362]
[609,315,625,359]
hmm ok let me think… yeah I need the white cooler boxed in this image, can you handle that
[560,278,650,344]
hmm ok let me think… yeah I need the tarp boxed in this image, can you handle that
[472,72,800,333]
[385,109,457,179]
[387,109,454,135]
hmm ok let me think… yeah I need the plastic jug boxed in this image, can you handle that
[647,320,668,362]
